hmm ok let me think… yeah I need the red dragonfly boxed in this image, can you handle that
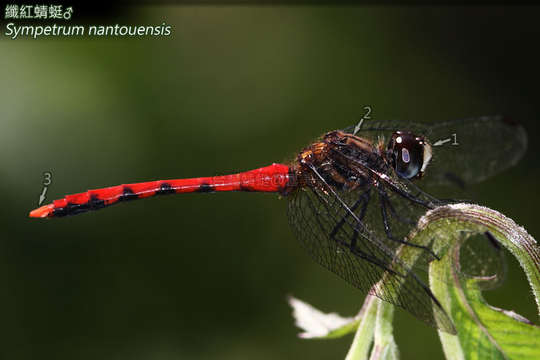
[29,116,527,333]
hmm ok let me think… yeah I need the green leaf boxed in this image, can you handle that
[289,203,540,360]
[364,299,399,360]
[345,296,378,360]
[415,204,540,360]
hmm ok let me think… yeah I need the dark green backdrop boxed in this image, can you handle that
[1,6,539,360]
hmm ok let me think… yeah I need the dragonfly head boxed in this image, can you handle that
[387,131,432,180]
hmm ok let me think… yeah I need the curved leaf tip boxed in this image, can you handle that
[416,204,540,360]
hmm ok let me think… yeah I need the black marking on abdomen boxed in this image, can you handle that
[71,202,91,215]
[53,206,69,217]
[55,202,89,217]
[197,183,215,193]
[157,182,175,195]
[240,184,254,192]
[119,187,138,201]
[89,195,106,210]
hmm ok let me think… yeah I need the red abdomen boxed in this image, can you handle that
[29,163,293,218]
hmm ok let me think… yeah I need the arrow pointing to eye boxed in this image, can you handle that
[433,138,452,146]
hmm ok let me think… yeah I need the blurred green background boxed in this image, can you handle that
[1,5,539,360]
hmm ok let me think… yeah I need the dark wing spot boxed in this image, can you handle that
[156,182,175,195]
[119,187,138,201]
[197,183,215,193]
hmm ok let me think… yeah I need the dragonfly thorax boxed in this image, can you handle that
[295,131,390,191]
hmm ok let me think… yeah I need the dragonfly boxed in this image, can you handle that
[29,115,527,334]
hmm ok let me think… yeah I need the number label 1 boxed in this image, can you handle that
[452,133,459,145]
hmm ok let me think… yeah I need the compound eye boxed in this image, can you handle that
[388,132,430,179]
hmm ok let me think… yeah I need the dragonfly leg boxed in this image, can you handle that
[378,188,440,261]
[306,186,397,275]
[306,164,414,276]
[329,189,371,239]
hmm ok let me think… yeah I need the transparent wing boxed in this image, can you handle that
[458,231,507,291]
[326,140,505,285]
[286,116,524,333]
[344,116,527,187]
[287,182,456,333]
[422,116,527,186]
